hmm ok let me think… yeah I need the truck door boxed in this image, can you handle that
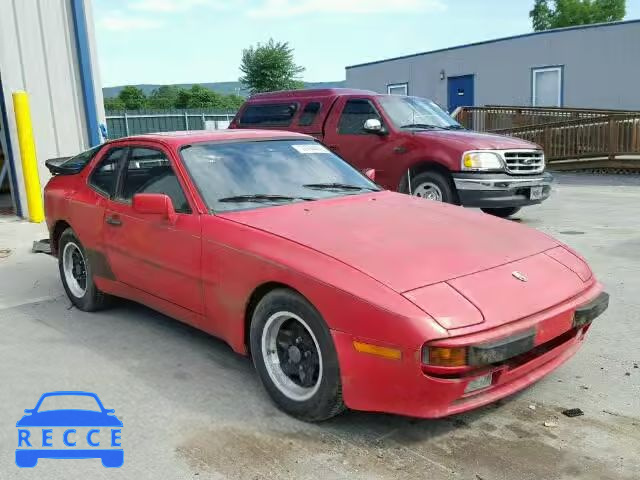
[322,97,397,189]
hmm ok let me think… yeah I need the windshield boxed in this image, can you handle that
[180,140,380,212]
[379,96,462,130]
[36,394,102,412]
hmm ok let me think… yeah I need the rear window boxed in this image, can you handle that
[298,102,321,126]
[239,103,298,126]
[60,145,103,171]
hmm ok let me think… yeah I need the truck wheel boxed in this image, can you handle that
[58,228,111,311]
[481,207,521,218]
[410,171,455,203]
[250,289,345,422]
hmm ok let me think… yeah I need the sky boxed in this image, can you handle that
[92,0,640,87]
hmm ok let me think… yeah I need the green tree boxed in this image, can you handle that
[173,85,223,109]
[147,85,180,109]
[104,97,125,111]
[186,85,222,108]
[117,85,147,110]
[174,88,192,109]
[239,39,305,94]
[219,94,246,110]
[530,0,626,31]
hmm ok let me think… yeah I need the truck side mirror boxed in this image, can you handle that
[363,118,385,135]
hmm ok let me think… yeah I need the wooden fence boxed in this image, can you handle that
[454,106,640,132]
[453,106,640,169]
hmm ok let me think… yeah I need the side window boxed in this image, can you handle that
[239,103,298,126]
[338,99,382,135]
[89,147,127,197]
[298,102,321,126]
[120,148,191,214]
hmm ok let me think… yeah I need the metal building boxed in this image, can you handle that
[346,20,640,113]
[0,0,104,218]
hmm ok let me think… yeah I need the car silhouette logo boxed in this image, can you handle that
[15,391,123,468]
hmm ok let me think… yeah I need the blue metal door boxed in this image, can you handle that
[447,75,474,112]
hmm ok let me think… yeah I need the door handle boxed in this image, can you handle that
[105,215,122,226]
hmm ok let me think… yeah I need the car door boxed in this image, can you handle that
[71,146,128,274]
[103,143,203,315]
[322,97,397,189]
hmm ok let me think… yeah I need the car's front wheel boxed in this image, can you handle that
[58,228,111,311]
[250,289,345,422]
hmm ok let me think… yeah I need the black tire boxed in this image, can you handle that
[58,228,111,311]
[250,289,345,422]
[409,171,456,204]
[481,207,522,218]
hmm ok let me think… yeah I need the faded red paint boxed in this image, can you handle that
[44,130,605,418]
[229,89,541,191]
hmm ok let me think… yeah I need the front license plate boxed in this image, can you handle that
[464,373,493,393]
[530,186,544,200]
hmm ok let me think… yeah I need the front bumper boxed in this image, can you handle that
[332,285,607,419]
[453,172,553,208]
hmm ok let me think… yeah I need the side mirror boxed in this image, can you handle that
[132,193,176,223]
[363,168,376,181]
[363,118,385,134]
[24,409,34,414]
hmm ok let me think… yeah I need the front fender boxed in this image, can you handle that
[201,218,447,354]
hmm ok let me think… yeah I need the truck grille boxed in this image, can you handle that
[503,151,545,174]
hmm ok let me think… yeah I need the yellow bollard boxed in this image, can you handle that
[12,91,44,222]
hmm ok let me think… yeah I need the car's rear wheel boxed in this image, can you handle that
[58,228,111,311]
[250,289,345,422]
[481,207,521,218]
[410,171,455,203]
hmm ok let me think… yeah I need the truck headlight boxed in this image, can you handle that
[461,151,504,171]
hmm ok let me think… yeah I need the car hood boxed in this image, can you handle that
[416,129,540,150]
[16,410,123,427]
[220,191,559,293]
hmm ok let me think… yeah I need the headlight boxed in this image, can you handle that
[461,151,504,171]
[422,346,467,367]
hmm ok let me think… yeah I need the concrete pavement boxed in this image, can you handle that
[0,174,638,479]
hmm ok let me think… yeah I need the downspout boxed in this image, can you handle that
[70,0,100,147]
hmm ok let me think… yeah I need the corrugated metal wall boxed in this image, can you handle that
[105,109,236,139]
[0,0,104,215]
[346,20,640,111]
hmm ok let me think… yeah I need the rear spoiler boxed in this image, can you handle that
[45,156,75,175]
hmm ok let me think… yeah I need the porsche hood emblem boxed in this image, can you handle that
[512,271,528,282]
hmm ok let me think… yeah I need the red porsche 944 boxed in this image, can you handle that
[44,130,608,421]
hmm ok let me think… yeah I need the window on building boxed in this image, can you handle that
[532,67,563,107]
[89,147,127,197]
[298,102,321,126]
[387,83,408,96]
[120,148,191,213]
[338,99,383,135]
[239,103,298,126]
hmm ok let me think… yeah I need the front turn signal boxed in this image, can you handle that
[423,346,467,367]
[353,341,402,360]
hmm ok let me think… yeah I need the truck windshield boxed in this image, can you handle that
[181,140,380,212]
[379,96,463,130]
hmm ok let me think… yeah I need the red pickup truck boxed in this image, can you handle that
[229,88,552,217]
